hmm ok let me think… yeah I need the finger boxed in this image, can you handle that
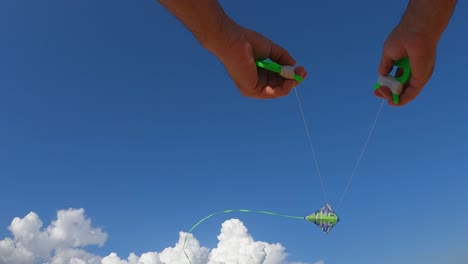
[269,41,296,66]
[378,51,395,76]
[391,53,434,106]
[373,89,385,99]
[256,67,306,99]
[406,53,435,89]
[384,84,420,107]
[227,50,260,97]
[397,85,423,106]
[262,86,289,98]
[374,86,392,99]
[268,66,307,97]
[294,66,307,78]
[262,80,298,98]
[233,61,260,97]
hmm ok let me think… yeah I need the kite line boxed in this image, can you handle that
[337,98,385,209]
[287,58,410,208]
[294,88,328,204]
[181,58,411,263]
[294,87,386,209]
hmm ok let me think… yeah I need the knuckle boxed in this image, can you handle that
[239,85,258,97]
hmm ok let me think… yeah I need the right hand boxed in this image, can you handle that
[375,23,438,106]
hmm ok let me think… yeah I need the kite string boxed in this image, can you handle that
[337,99,385,209]
[182,209,304,264]
[293,88,328,203]
[293,86,384,209]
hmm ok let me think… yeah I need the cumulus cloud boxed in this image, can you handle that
[0,209,320,264]
[208,219,286,264]
[0,209,107,264]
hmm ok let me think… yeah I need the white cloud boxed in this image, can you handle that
[1,209,107,264]
[50,248,102,264]
[208,219,285,264]
[0,209,320,264]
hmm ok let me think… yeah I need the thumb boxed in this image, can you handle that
[268,41,296,66]
[378,51,395,76]
[375,50,396,100]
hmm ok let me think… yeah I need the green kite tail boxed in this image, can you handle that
[373,57,412,104]
[182,209,304,264]
[182,205,340,263]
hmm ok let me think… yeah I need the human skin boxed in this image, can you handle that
[375,0,457,106]
[157,0,307,99]
[157,0,456,104]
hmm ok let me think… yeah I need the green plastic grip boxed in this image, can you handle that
[255,59,303,82]
[373,57,411,104]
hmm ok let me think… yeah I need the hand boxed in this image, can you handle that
[210,24,307,99]
[375,23,438,106]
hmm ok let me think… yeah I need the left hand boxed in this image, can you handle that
[207,23,307,99]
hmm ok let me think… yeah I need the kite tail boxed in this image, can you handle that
[182,209,304,264]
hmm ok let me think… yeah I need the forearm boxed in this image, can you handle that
[157,0,238,54]
[400,0,457,41]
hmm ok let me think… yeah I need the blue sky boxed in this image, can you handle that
[1,0,467,263]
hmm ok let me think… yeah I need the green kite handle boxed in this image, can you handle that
[255,59,303,82]
[373,57,411,104]
[393,57,411,84]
